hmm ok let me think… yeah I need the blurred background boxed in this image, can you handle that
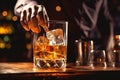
[0,0,120,62]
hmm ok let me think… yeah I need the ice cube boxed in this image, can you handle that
[46,29,64,45]
[37,36,49,44]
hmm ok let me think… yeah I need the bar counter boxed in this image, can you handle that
[0,62,120,80]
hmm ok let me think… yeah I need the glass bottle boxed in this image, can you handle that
[112,35,120,67]
[114,35,120,50]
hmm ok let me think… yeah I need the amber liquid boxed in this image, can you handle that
[33,43,67,68]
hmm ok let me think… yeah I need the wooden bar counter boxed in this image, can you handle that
[0,62,120,80]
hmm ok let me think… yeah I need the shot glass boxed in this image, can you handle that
[33,20,68,69]
[88,50,107,68]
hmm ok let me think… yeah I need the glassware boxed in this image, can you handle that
[111,50,120,67]
[33,20,68,69]
[110,35,120,67]
[114,35,120,50]
[88,50,107,69]
[75,40,94,66]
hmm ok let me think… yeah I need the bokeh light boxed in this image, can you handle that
[56,5,61,12]
[12,16,18,21]
[2,11,8,16]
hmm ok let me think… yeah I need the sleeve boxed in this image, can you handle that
[14,0,38,16]
[103,0,113,23]
[100,0,114,51]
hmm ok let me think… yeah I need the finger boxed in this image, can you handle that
[31,5,38,18]
[43,14,49,32]
[37,5,49,32]
[20,10,26,21]
[42,5,49,23]
[28,16,40,33]
[20,10,30,31]
[26,5,40,33]
[20,21,30,31]
[37,13,48,32]
[26,8,32,21]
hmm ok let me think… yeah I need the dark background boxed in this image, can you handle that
[0,0,120,62]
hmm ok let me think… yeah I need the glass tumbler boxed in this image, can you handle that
[33,20,68,69]
[88,50,107,68]
[111,50,120,67]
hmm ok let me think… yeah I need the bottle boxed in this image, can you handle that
[112,35,120,67]
[114,35,120,50]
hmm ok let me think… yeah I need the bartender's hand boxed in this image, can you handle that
[14,0,49,33]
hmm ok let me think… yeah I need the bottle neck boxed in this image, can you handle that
[114,39,120,50]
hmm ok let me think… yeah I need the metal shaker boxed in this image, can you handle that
[75,39,94,66]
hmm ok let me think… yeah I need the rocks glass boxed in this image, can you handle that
[33,20,68,69]
[88,50,107,69]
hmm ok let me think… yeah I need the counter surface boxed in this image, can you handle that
[0,62,120,80]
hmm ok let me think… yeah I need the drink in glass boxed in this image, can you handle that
[33,20,68,69]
